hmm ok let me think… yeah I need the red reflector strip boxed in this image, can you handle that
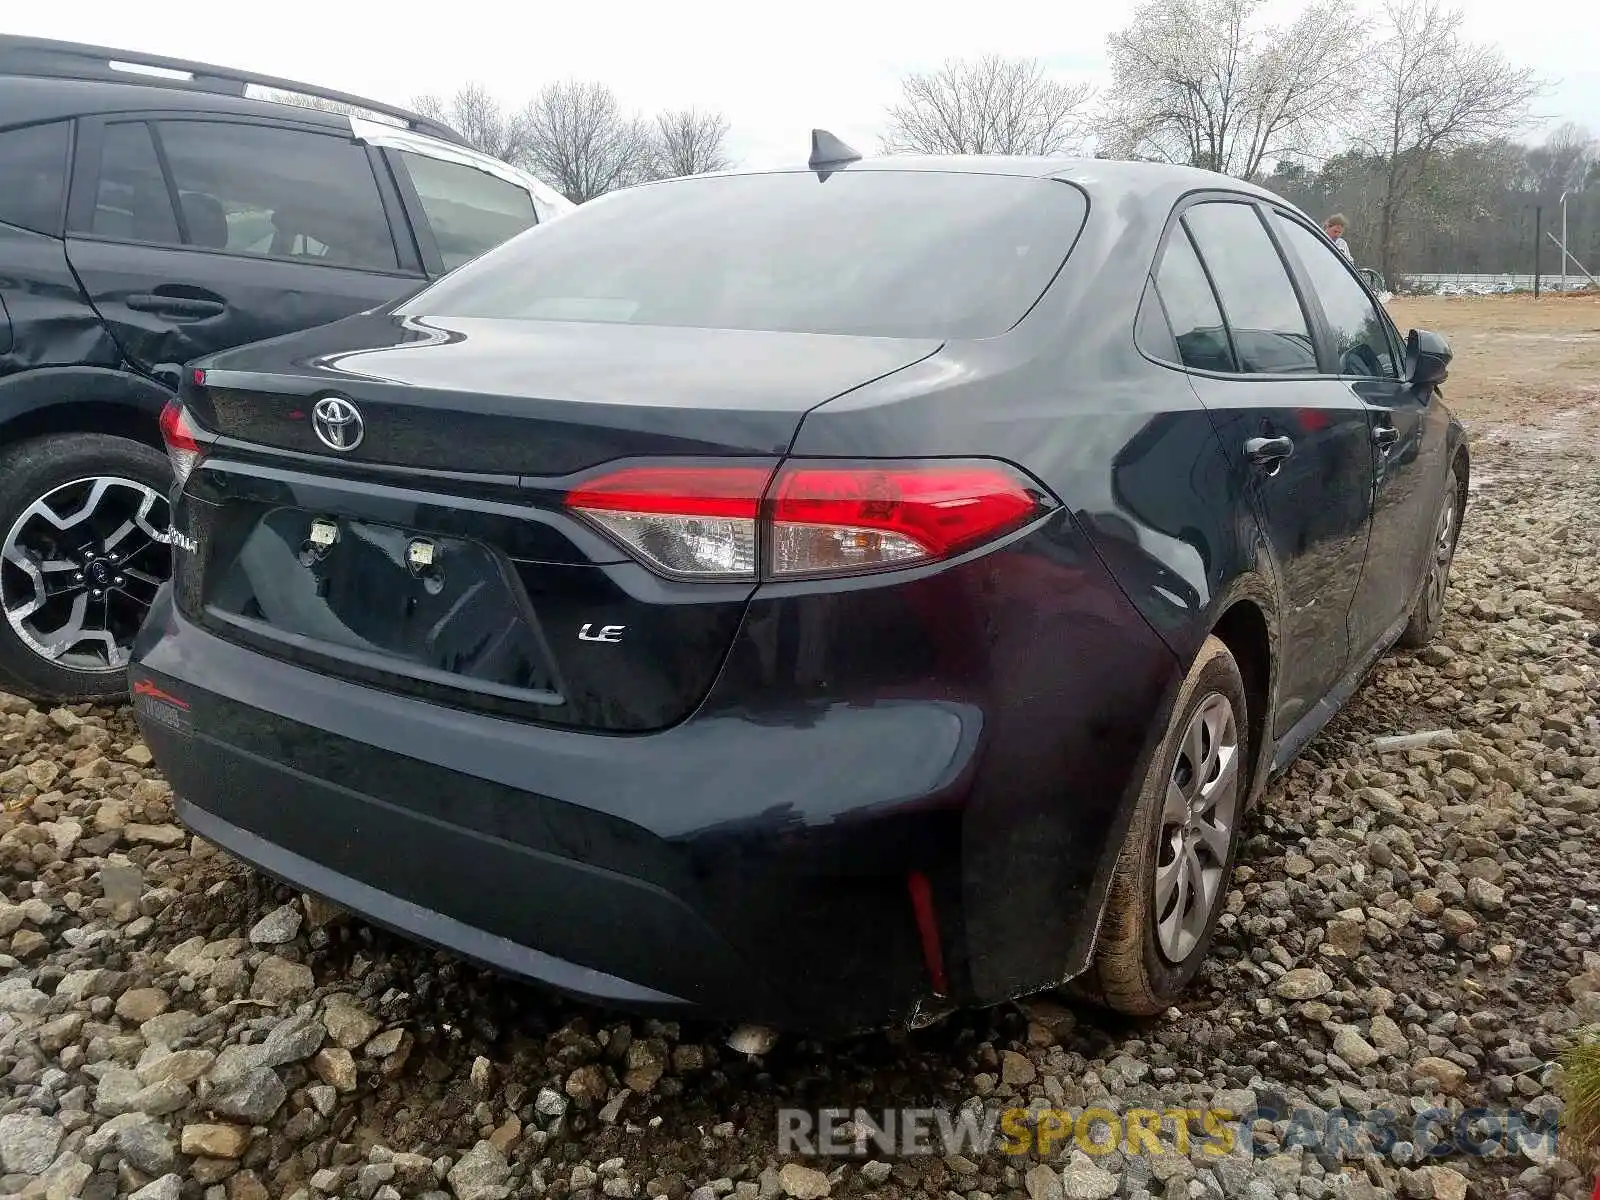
[133,678,190,711]
[906,870,949,997]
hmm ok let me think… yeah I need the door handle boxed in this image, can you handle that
[1372,424,1399,449]
[1245,435,1295,467]
[125,292,227,320]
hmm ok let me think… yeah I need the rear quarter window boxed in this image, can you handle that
[399,170,1088,340]
[1151,226,1234,374]
[397,151,537,271]
[0,121,71,236]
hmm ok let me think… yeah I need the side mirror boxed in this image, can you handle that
[1406,328,1451,388]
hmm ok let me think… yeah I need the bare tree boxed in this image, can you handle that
[1102,0,1363,178]
[881,55,1094,157]
[411,84,529,162]
[647,108,734,179]
[1361,0,1543,281]
[253,88,371,120]
[519,81,655,203]
[1524,121,1593,202]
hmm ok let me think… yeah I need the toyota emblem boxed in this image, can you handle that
[311,395,364,452]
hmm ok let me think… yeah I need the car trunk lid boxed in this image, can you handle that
[184,312,943,475]
[171,314,941,732]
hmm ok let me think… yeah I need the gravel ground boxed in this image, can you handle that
[3,304,1599,1200]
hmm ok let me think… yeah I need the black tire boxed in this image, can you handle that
[0,433,173,704]
[1085,635,1250,1015]
[1396,466,1462,650]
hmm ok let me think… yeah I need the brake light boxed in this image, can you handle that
[159,400,210,490]
[769,461,1046,578]
[566,465,772,579]
[565,459,1052,581]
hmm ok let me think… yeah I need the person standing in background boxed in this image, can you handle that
[1324,214,1354,262]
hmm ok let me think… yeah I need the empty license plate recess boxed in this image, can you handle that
[203,508,561,698]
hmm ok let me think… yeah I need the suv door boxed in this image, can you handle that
[385,148,540,274]
[63,115,425,385]
[1269,211,1448,657]
[1166,198,1377,740]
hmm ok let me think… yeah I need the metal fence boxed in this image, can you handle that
[1400,272,1596,296]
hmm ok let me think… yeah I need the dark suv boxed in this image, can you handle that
[0,36,571,701]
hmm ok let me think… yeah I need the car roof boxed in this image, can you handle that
[632,154,1299,220]
[0,35,461,143]
[0,74,361,133]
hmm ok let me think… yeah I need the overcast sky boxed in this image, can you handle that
[9,0,1597,170]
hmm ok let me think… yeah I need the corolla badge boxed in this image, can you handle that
[311,395,365,452]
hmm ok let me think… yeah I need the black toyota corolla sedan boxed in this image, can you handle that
[130,139,1466,1034]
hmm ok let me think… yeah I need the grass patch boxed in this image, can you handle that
[1562,1027,1600,1172]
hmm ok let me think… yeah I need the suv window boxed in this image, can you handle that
[155,121,398,271]
[398,152,536,271]
[1273,213,1400,379]
[92,122,180,244]
[1183,201,1318,375]
[0,121,71,236]
[1151,227,1234,373]
[400,170,1088,340]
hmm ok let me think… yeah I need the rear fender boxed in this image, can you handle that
[0,366,171,444]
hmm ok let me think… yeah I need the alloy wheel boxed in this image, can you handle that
[0,476,172,672]
[1153,691,1241,963]
[1419,491,1456,631]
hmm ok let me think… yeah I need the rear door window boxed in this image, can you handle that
[397,151,537,271]
[91,122,180,244]
[1183,201,1318,375]
[154,120,399,271]
[0,121,71,236]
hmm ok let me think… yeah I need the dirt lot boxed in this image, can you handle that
[1388,294,1600,449]
[0,296,1597,1200]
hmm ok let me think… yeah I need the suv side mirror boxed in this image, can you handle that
[1406,328,1452,388]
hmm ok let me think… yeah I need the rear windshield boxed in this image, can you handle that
[397,170,1087,340]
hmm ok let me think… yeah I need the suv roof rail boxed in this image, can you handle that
[0,35,467,147]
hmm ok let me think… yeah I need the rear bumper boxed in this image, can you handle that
[132,590,987,1031]
[133,511,1180,1032]
[173,795,692,1012]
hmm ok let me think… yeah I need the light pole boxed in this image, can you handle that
[1560,190,1570,294]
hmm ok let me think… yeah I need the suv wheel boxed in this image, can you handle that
[0,434,173,703]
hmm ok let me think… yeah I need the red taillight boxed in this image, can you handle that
[159,400,200,453]
[565,466,771,520]
[769,461,1046,578]
[159,400,209,489]
[566,465,772,580]
[564,459,1051,582]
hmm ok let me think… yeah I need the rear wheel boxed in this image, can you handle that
[1086,635,1249,1015]
[1396,466,1462,649]
[0,434,173,703]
